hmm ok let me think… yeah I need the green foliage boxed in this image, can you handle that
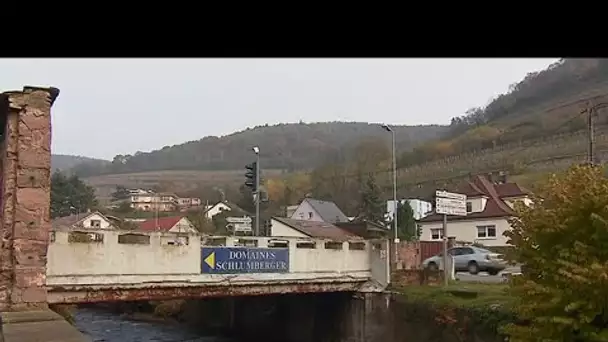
[186,212,216,235]
[115,201,133,213]
[111,185,130,201]
[394,201,419,241]
[50,171,98,219]
[358,173,385,223]
[503,164,608,341]
[67,122,446,177]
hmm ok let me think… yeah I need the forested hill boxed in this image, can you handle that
[399,58,608,167]
[69,122,448,177]
[51,154,109,172]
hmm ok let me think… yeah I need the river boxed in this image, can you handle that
[73,307,232,342]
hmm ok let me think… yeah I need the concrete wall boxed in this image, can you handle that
[46,230,383,303]
[0,87,59,311]
[419,217,511,246]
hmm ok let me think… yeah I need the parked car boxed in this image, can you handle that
[422,246,506,275]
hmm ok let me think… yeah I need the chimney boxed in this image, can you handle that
[498,171,507,184]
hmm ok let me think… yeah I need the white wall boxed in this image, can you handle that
[47,230,377,288]
[291,201,322,222]
[205,202,231,219]
[467,196,488,213]
[80,214,113,229]
[270,219,309,238]
[387,199,433,221]
[418,217,512,246]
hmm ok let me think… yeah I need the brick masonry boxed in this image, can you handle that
[0,86,59,311]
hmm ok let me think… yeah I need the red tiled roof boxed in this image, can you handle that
[419,175,523,223]
[495,183,529,198]
[139,216,183,232]
[271,217,363,241]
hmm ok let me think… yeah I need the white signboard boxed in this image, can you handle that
[232,223,252,232]
[435,191,467,216]
[435,190,466,201]
[226,216,252,224]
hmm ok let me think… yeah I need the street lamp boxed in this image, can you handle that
[381,124,399,269]
[252,146,260,236]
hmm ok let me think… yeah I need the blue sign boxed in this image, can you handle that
[201,247,290,274]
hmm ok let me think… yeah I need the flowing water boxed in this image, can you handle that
[73,307,232,342]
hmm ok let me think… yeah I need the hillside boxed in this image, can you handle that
[399,58,608,167]
[51,154,109,172]
[386,58,608,198]
[303,59,608,212]
[70,122,447,177]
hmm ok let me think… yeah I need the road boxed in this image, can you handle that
[455,265,521,283]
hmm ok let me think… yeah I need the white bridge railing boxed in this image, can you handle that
[46,229,387,289]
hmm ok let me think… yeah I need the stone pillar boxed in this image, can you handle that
[0,86,59,311]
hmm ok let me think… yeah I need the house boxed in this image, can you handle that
[290,198,349,224]
[270,217,363,241]
[386,199,433,221]
[130,192,178,212]
[201,201,245,219]
[177,197,202,208]
[335,219,389,239]
[138,216,198,233]
[52,211,115,230]
[417,174,531,247]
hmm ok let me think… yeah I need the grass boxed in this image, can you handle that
[394,282,514,310]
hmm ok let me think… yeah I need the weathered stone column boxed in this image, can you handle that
[0,86,59,311]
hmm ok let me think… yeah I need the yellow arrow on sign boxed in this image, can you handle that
[204,251,216,269]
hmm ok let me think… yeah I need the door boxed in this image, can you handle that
[453,247,476,270]
[450,247,468,270]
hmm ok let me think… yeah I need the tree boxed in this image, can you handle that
[503,165,608,341]
[111,185,130,201]
[115,201,133,213]
[358,173,385,223]
[51,171,98,219]
[394,201,419,241]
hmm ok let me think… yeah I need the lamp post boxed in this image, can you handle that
[252,146,260,236]
[381,124,399,269]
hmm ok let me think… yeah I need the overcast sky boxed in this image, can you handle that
[0,58,558,160]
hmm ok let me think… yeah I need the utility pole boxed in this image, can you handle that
[587,102,595,165]
[255,149,260,236]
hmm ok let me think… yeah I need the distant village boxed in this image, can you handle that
[51,173,530,249]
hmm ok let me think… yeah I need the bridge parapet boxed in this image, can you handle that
[46,229,387,303]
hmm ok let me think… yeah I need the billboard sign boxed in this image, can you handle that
[201,247,289,274]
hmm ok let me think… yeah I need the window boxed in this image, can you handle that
[90,220,101,228]
[466,202,472,213]
[430,228,443,240]
[308,212,313,219]
[476,225,497,238]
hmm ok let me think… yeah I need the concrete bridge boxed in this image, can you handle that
[0,86,394,342]
[46,229,390,304]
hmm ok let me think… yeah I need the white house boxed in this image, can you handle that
[417,175,531,247]
[290,198,349,224]
[139,216,197,233]
[52,211,116,230]
[203,201,235,219]
[386,199,433,221]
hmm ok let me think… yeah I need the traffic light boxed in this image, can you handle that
[245,162,258,191]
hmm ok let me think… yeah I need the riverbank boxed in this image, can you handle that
[393,282,516,342]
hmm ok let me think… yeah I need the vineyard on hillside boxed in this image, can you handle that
[388,127,608,198]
